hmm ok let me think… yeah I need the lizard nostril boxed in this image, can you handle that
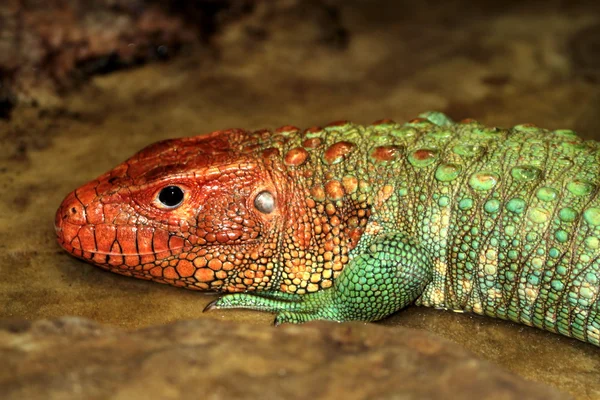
[65,205,82,222]
[57,192,87,228]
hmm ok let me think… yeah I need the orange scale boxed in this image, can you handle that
[176,260,195,277]
[325,180,344,200]
[323,141,356,165]
[208,259,223,271]
[302,138,322,148]
[194,268,215,282]
[371,145,401,162]
[163,266,179,280]
[284,147,310,166]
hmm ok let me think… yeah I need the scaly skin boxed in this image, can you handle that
[55,112,600,346]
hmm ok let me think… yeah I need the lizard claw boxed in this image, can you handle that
[202,297,220,313]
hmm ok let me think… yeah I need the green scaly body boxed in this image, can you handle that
[210,112,600,346]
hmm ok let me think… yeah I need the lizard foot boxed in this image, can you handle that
[204,289,362,324]
[204,233,433,325]
[203,289,332,318]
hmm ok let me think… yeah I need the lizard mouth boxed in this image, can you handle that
[55,220,184,265]
[55,190,187,266]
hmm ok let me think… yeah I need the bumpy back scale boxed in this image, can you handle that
[56,112,600,346]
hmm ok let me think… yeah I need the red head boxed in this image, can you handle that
[55,127,365,293]
[55,129,291,292]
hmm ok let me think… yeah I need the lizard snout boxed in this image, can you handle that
[56,191,87,228]
[55,190,89,257]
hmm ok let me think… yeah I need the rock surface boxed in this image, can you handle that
[1,1,600,399]
[0,318,571,400]
[0,0,259,114]
[0,0,347,117]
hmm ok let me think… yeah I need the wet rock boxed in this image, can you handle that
[0,0,239,107]
[0,317,570,400]
[0,0,349,111]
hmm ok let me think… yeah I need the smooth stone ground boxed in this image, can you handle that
[1,1,599,399]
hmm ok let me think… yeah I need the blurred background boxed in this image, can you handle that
[1,0,599,125]
[1,1,599,399]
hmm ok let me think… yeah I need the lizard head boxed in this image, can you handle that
[55,130,296,292]
[56,126,366,294]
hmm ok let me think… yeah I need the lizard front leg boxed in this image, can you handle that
[205,233,433,324]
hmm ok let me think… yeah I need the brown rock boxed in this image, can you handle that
[0,0,235,111]
[0,0,347,115]
[0,318,570,400]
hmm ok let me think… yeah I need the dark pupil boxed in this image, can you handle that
[158,186,184,207]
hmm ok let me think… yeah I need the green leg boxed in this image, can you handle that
[204,234,433,324]
[419,111,454,127]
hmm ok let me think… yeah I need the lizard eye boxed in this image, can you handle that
[157,185,185,208]
[254,190,275,214]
